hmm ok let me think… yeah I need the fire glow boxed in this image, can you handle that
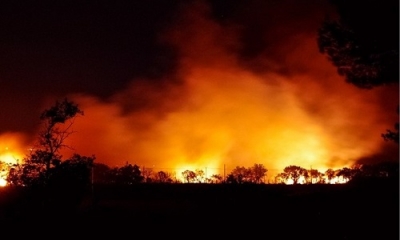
[62,4,394,181]
[0,133,27,186]
[282,175,348,185]
[0,2,397,185]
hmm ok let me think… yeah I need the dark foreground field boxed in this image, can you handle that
[0,181,398,239]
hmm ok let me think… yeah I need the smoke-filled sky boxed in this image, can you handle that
[0,0,398,179]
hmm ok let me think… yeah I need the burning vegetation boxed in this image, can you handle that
[0,1,398,188]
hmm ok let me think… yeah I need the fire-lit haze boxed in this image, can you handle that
[0,1,398,182]
[0,133,29,185]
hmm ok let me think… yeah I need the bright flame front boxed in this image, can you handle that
[0,134,27,187]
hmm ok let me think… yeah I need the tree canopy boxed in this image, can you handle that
[318,0,399,144]
[318,0,399,88]
[6,98,90,187]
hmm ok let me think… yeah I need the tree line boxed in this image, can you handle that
[3,157,397,187]
[0,99,398,189]
[84,160,400,185]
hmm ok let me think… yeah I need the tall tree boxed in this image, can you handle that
[36,98,84,171]
[283,165,307,184]
[336,167,354,182]
[318,0,399,144]
[13,99,85,186]
[324,168,336,183]
[142,167,154,183]
[195,169,206,183]
[155,171,172,183]
[115,163,144,184]
[182,170,196,183]
[230,166,252,184]
[275,172,288,184]
[318,0,399,88]
[308,169,324,184]
[250,163,268,183]
[210,174,223,183]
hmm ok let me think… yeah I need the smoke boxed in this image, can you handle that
[52,1,398,179]
[0,132,30,164]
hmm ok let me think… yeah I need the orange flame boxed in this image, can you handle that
[13,2,395,183]
[0,133,29,186]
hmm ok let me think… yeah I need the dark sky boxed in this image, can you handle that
[0,0,180,133]
[0,0,340,134]
[0,0,398,174]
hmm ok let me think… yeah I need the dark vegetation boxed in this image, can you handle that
[0,98,398,239]
[0,179,398,239]
[318,0,398,88]
[318,0,399,144]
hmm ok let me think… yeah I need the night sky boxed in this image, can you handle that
[0,0,398,178]
[0,0,181,133]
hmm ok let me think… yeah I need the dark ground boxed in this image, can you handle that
[0,181,398,239]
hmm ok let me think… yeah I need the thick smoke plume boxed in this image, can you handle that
[29,1,398,179]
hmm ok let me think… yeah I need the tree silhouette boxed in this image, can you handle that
[45,154,95,208]
[382,123,399,144]
[375,161,399,179]
[1,100,95,216]
[182,170,196,183]
[324,169,336,183]
[250,163,268,183]
[275,172,288,184]
[155,171,172,183]
[347,162,399,183]
[336,167,355,182]
[283,165,307,184]
[225,165,268,184]
[318,0,398,88]
[210,174,223,183]
[225,173,238,184]
[317,0,399,144]
[92,163,114,184]
[195,169,206,183]
[8,99,85,186]
[48,154,94,187]
[142,167,154,183]
[37,98,84,171]
[308,169,324,184]
[230,166,252,184]
[6,162,23,186]
[114,163,144,184]
[381,106,399,144]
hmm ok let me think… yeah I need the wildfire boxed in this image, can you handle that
[0,133,28,187]
[283,175,349,185]
[1,2,397,187]
[174,163,220,182]
[56,3,397,179]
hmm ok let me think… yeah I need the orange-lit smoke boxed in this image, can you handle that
[0,133,27,165]
[50,2,398,181]
[0,132,29,185]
